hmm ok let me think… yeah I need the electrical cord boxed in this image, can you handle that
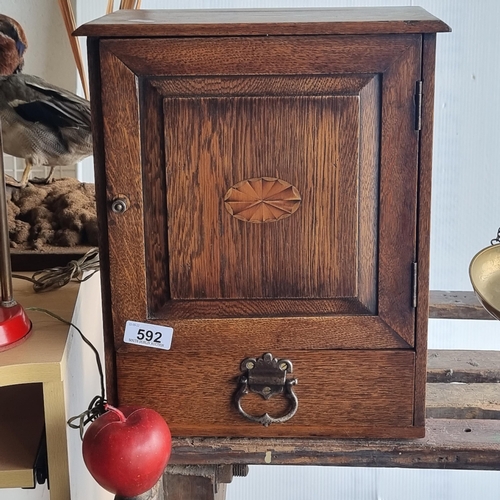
[26,306,106,440]
[13,247,99,293]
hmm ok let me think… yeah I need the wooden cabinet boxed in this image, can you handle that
[76,7,449,439]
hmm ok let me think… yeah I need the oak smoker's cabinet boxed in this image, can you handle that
[76,7,450,439]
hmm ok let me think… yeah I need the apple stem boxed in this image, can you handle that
[104,403,127,422]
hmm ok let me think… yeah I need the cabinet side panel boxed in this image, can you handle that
[414,34,437,427]
[87,38,118,403]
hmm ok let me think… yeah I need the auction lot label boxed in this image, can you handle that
[124,321,173,350]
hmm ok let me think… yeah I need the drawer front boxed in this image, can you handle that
[116,349,418,438]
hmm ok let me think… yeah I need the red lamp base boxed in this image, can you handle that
[0,303,31,352]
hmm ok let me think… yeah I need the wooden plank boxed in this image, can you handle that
[169,419,500,469]
[86,36,119,405]
[429,291,493,320]
[74,7,451,37]
[428,350,500,383]
[117,349,418,438]
[426,383,500,419]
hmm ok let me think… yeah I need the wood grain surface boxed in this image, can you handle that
[74,7,450,37]
[429,290,494,320]
[426,384,500,420]
[413,33,437,428]
[427,350,500,383]
[116,349,417,438]
[168,419,500,469]
[164,94,359,300]
[100,36,421,340]
[100,35,418,77]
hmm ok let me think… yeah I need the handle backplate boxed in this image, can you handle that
[234,352,298,426]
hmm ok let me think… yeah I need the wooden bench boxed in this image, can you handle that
[119,291,500,500]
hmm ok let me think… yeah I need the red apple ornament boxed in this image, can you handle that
[82,405,172,497]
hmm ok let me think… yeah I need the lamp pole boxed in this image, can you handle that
[0,119,14,306]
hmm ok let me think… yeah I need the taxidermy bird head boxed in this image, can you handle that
[0,14,92,188]
[0,14,27,75]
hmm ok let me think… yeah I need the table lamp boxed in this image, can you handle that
[0,120,31,351]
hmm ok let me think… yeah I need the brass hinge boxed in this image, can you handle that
[415,80,423,131]
[412,261,418,308]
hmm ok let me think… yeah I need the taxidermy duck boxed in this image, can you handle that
[0,14,27,75]
[0,14,92,187]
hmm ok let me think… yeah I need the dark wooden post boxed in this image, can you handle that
[115,477,165,500]
[115,464,249,500]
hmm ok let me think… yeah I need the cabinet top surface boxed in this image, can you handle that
[74,7,450,37]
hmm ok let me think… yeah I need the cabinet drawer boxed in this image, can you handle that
[116,349,417,438]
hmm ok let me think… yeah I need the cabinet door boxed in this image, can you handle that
[97,35,423,437]
[100,35,421,347]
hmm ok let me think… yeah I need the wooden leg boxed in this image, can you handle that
[114,471,212,500]
[165,472,218,500]
[115,465,249,500]
[42,380,70,500]
[215,483,227,500]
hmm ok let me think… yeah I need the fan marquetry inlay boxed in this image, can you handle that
[224,177,302,223]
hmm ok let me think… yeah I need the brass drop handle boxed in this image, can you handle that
[234,353,298,426]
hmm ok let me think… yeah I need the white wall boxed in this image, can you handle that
[0,0,75,88]
[418,0,500,350]
[229,466,500,500]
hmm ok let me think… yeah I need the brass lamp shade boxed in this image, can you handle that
[469,244,500,321]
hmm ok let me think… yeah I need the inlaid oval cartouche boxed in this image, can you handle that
[223,177,301,223]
